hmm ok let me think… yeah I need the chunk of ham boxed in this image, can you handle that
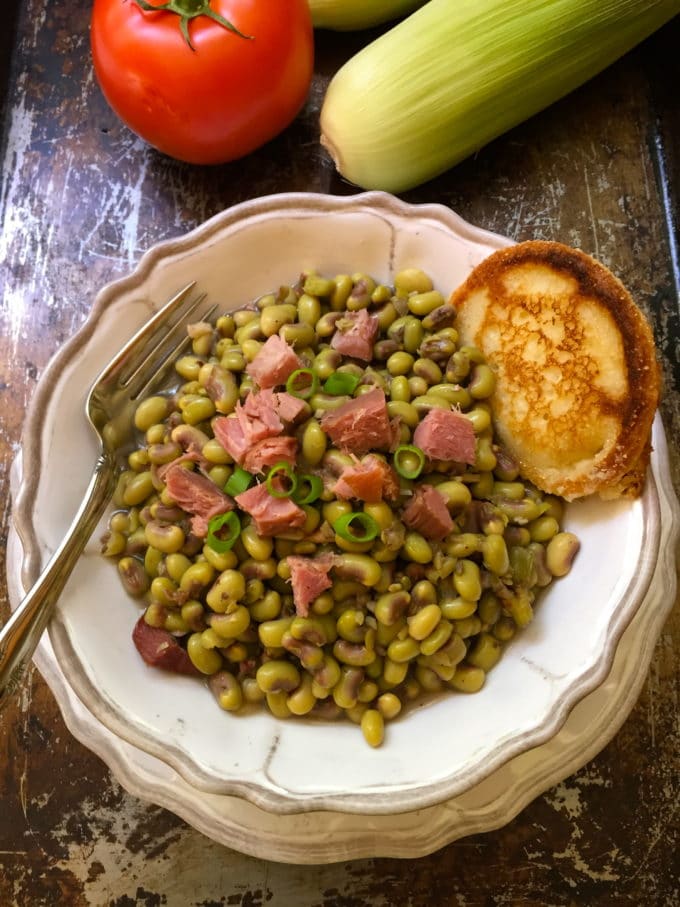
[241,388,307,431]
[132,616,199,676]
[213,389,305,467]
[163,462,232,537]
[238,388,283,442]
[246,334,303,389]
[320,388,398,455]
[401,484,454,541]
[213,416,249,465]
[330,309,379,362]
[235,482,306,537]
[287,553,339,617]
[243,435,298,474]
[333,454,401,503]
[413,407,476,465]
[273,391,308,424]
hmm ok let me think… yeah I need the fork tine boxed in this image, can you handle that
[128,301,219,401]
[117,287,207,388]
[96,282,197,388]
[120,290,207,390]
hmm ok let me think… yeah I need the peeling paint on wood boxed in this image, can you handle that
[1,6,678,907]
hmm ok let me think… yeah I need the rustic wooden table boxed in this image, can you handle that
[1,5,678,905]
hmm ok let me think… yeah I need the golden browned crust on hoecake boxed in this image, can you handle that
[449,241,660,501]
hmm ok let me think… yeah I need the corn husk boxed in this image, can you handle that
[320,0,679,191]
[309,0,427,31]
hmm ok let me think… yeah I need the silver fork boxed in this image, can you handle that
[0,282,215,705]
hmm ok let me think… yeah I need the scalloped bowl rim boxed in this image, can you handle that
[11,191,664,816]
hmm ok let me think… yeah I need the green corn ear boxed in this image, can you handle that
[320,0,679,191]
[309,0,427,31]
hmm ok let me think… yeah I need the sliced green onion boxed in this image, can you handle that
[323,371,361,395]
[332,511,380,543]
[207,511,241,553]
[265,461,298,499]
[292,473,323,505]
[224,466,254,496]
[286,368,319,399]
[393,444,425,479]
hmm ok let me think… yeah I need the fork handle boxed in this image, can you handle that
[0,454,116,707]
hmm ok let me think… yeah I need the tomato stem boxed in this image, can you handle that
[132,0,253,51]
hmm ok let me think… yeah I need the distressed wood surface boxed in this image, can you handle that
[1,5,678,905]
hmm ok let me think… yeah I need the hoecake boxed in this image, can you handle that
[449,240,660,501]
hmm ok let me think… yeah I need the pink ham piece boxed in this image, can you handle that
[243,435,298,474]
[402,484,454,541]
[132,617,199,676]
[413,408,476,465]
[212,404,283,466]
[287,553,338,617]
[240,388,308,432]
[213,415,249,464]
[333,454,401,504]
[235,482,306,537]
[246,334,303,389]
[273,391,308,424]
[330,308,379,361]
[320,388,398,456]
[164,462,232,537]
[238,388,283,441]
[213,389,305,466]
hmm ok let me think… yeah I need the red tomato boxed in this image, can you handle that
[91,0,314,165]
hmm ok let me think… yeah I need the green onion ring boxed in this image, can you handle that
[286,368,319,400]
[393,444,426,479]
[332,512,380,543]
[224,466,254,496]
[292,473,323,505]
[266,461,298,499]
[323,371,361,395]
[207,511,241,553]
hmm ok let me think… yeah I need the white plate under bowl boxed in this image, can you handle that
[9,191,674,818]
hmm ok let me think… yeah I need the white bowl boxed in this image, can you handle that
[11,192,671,817]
